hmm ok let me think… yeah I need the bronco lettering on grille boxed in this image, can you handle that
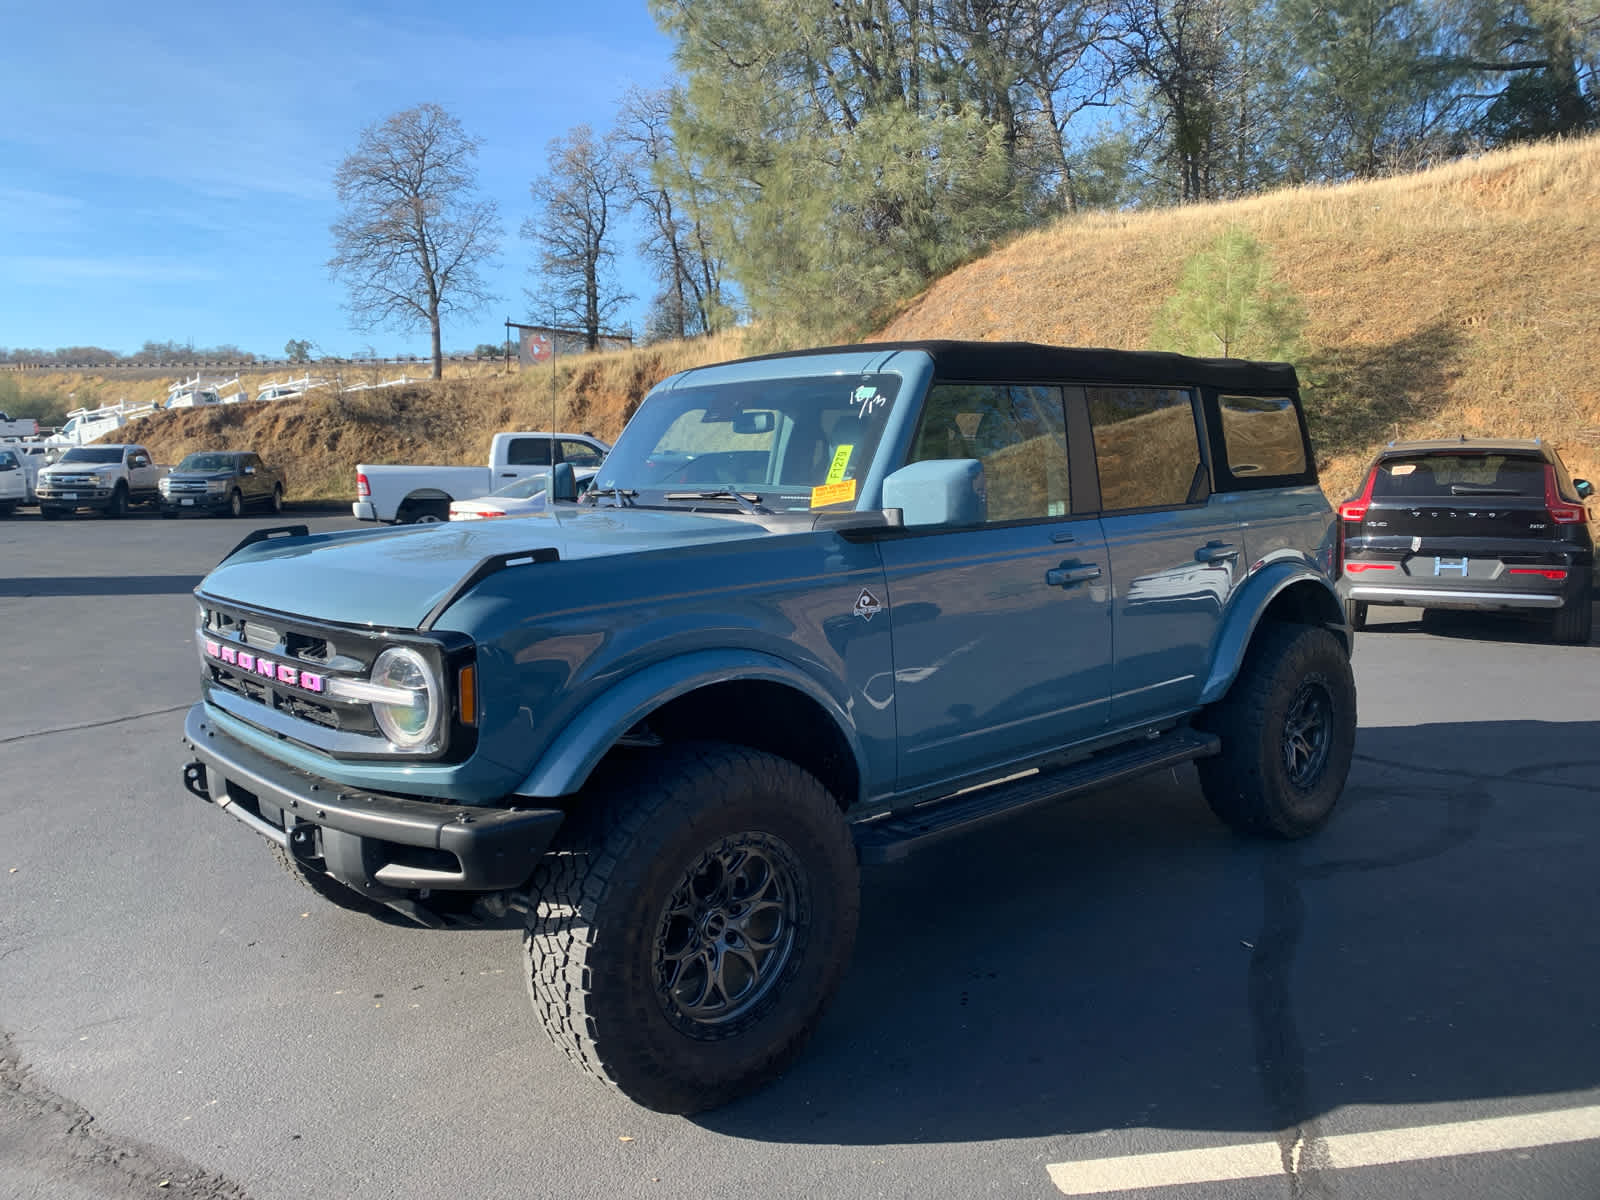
[203,639,325,694]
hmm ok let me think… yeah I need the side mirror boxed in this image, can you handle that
[243,465,256,475]
[882,459,986,527]
[1575,478,1594,500]
[550,461,578,502]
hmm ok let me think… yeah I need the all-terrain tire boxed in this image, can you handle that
[1344,598,1367,631]
[1552,578,1593,645]
[524,741,860,1114]
[1196,622,1356,839]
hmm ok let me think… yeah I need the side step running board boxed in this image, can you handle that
[852,727,1221,865]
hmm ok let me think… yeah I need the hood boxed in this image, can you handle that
[167,469,237,481]
[198,506,775,629]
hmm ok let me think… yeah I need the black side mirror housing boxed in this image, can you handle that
[1575,478,1594,500]
[550,461,578,503]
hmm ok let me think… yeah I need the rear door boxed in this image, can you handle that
[1348,451,1580,599]
[1089,386,1242,725]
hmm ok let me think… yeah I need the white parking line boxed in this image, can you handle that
[1046,1104,1600,1195]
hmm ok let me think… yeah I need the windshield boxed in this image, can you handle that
[177,453,238,472]
[489,473,551,500]
[1373,453,1546,499]
[595,373,901,510]
[58,447,124,464]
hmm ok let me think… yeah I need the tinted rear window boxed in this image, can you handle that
[1372,454,1545,499]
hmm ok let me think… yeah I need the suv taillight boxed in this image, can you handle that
[357,472,370,498]
[1336,468,1379,575]
[1545,465,1586,524]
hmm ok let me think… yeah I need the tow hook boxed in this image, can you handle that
[182,760,211,803]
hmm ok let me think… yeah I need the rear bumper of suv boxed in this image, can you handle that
[1341,581,1565,611]
[181,702,562,895]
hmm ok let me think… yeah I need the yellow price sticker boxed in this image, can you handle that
[825,444,854,485]
[810,478,858,508]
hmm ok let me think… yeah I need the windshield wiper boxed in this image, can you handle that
[664,490,771,515]
[583,486,638,508]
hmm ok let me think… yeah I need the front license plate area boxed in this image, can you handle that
[181,498,194,506]
[1433,556,1470,577]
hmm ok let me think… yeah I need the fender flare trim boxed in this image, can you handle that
[513,648,866,803]
[1199,564,1347,706]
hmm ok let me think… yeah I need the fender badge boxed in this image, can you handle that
[854,589,883,621]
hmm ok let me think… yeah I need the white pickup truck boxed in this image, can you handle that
[0,445,27,514]
[36,443,170,519]
[353,430,610,523]
[0,412,39,439]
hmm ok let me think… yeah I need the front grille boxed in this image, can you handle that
[198,599,382,737]
[167,479,212,494]
[47,474,97,488]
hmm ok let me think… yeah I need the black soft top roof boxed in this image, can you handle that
[728,339,1299,395]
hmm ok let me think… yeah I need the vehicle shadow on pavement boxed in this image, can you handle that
[697,718,1600,1145]
[1382,606,1597,647]
[0,575,204,597]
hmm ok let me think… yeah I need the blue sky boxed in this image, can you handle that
[1,0,677,358]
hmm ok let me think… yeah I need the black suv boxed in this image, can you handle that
[1337,438,1596,643]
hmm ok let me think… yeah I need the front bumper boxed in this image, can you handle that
[37,486,113,509]
[161,492,230,512]
[181,702,562,896]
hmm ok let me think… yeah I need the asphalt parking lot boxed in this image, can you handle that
[1,506,1597,1200]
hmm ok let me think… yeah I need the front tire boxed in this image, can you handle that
[1552,578,1593,645]
[106,484,128,518]
[1197,623,1356,839]
[524,742,859,1113]
[227,489,243,518]
[270,483,284,514]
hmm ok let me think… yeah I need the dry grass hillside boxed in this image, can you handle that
[21,135,1600,503]
[880,135,1600,498]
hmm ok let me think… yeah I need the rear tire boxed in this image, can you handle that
[1197,623,1357,839]
[524,742,859,1113]
[1344,598,1367,630]
[1552,579,1593,645]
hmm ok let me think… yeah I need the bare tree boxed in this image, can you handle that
[618,86,732,341]
[523,125,634,350]
[329,103,502,380]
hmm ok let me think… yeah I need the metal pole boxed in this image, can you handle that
[550,312,558,435]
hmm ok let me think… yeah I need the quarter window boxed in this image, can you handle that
[909,383,1071,521]
[1218,395,1306,478]
[559,439,605,468]
[1087,387,1203,510]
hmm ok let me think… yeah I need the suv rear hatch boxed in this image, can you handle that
[1338,450,1588,603]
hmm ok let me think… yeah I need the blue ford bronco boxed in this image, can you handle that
[180,340,1355,1112]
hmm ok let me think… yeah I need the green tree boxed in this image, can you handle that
[1151,227,1306,360]
[284,338,313,362]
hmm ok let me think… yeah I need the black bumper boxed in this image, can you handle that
[182,703,563,896]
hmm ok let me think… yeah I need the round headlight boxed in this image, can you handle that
[370,647,442,749]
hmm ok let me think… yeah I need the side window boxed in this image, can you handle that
[909,383,1071,521]
[1218,394,1306,478]
[0,452,17,470]
[559,439,604,468]
[505,438,552,466]
[1087,387,1203,510]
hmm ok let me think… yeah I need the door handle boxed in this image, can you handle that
[1195,541,1240,563]
[499,471,518,477]
[1046,562,1102,587]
